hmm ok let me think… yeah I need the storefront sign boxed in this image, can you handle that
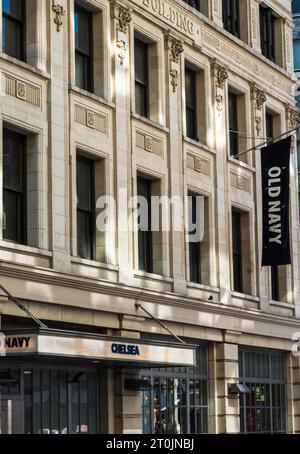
[261,136,292,266]
[1,332,196,367]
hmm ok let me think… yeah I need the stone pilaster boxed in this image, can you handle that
[249,0,261,52]
[165,32,187,295]
[283,19,294,74]
[111,2,134,284]
[289,353,300,433]
[251,84,269,310]
[210,0,223,27]
[114,369,142,434]
[211,59,231,304]
[48,0,71,272]
[216,332,241,433]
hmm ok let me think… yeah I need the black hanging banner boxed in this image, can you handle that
[261,136,291,267]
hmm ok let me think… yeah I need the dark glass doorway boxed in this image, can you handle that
[0,365,99,434]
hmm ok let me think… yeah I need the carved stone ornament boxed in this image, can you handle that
[52,2,65,32]
[170,69,179,93]
[171,39,184,63]
[117,6,132,33]
[216,65,228,89]
[255,88,267,111]
[286,106,300,128]
[255,117,262,136]
[116,40,127,66]
[87,111,95,129]
[216,94,223,111]
[16,81,26,100]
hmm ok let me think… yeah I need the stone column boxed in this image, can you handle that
[114,369,142,434]
[48,0,71,272]
[110,2,134,284]
[164,33,187,295]
[211,60,231,304]
[216,331,240,433]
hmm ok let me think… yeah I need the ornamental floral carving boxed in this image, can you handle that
[170,69,179,93]
[117,6,132,33]
[16,81,26,100]
[116,40,127,66]
[254,88,267,111]
[216,94,223,111]
[255,117,262,136]
[216,65,228,89]
[286,105,300,128]
[87,111,95,128]
[171,39,184,63]
[52,2,65,32]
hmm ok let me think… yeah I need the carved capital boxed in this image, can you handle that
[52,2,65,32]
[211,60,228,89]
[285,104,300,128]
[116,6,132,33]
[170,38,184,63]
[252,85,267,110]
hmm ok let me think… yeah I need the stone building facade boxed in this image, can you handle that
[0,0,300,435]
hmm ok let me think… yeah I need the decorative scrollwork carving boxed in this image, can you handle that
[52,2,65,32]
[117,6,132,33]
[255,88,267,111]
[171,39,184,63]
[116,40,127,66]
[216,66,228,89]
[170,69,179,93]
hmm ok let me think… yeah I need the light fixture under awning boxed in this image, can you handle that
[0,328,196,368]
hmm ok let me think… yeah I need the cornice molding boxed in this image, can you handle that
[0,262,300,333]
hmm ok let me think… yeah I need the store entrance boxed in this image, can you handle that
[0,365,99,434]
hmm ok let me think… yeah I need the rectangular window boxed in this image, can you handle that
[222,0,240,38]
[228,91,238,156]
[3,128,26,244]
[77,155,95,260]
[134,38,149,118]
[188,192,201,284]
[239,349,287,433]
[266,112,274,140]
[232,210,243,293]
[75,4,93,92]
[185,67,197,140]
[183,0,200,12]
[137,175,153,273]
[2,0,25,61]
[260,6,275,62]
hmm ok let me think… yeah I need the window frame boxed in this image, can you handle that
[3,128,27,245]
[2,0,26,61]
[228,91,239,156]
[222,0,240,38]
[260,5,275,62]
[74,3,94,93]
[185,66,198,141]
[76,154,96,261]
[134,37,149,118]
[232,209,243,293]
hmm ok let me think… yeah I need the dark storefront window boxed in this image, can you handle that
[137,175,153,273]
[75,4,93,92]
[185,66,197,140]
[77,155,95,260]
[260,6,275,62]
[142,345,208,434]
[134,37,149,118]
[239,349,287,433]
[222,0,240,38]
[0,366,98,434]
[2,0,25,61]
[3,129,27,245]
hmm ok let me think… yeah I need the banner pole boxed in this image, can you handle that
[233,126,298,160]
